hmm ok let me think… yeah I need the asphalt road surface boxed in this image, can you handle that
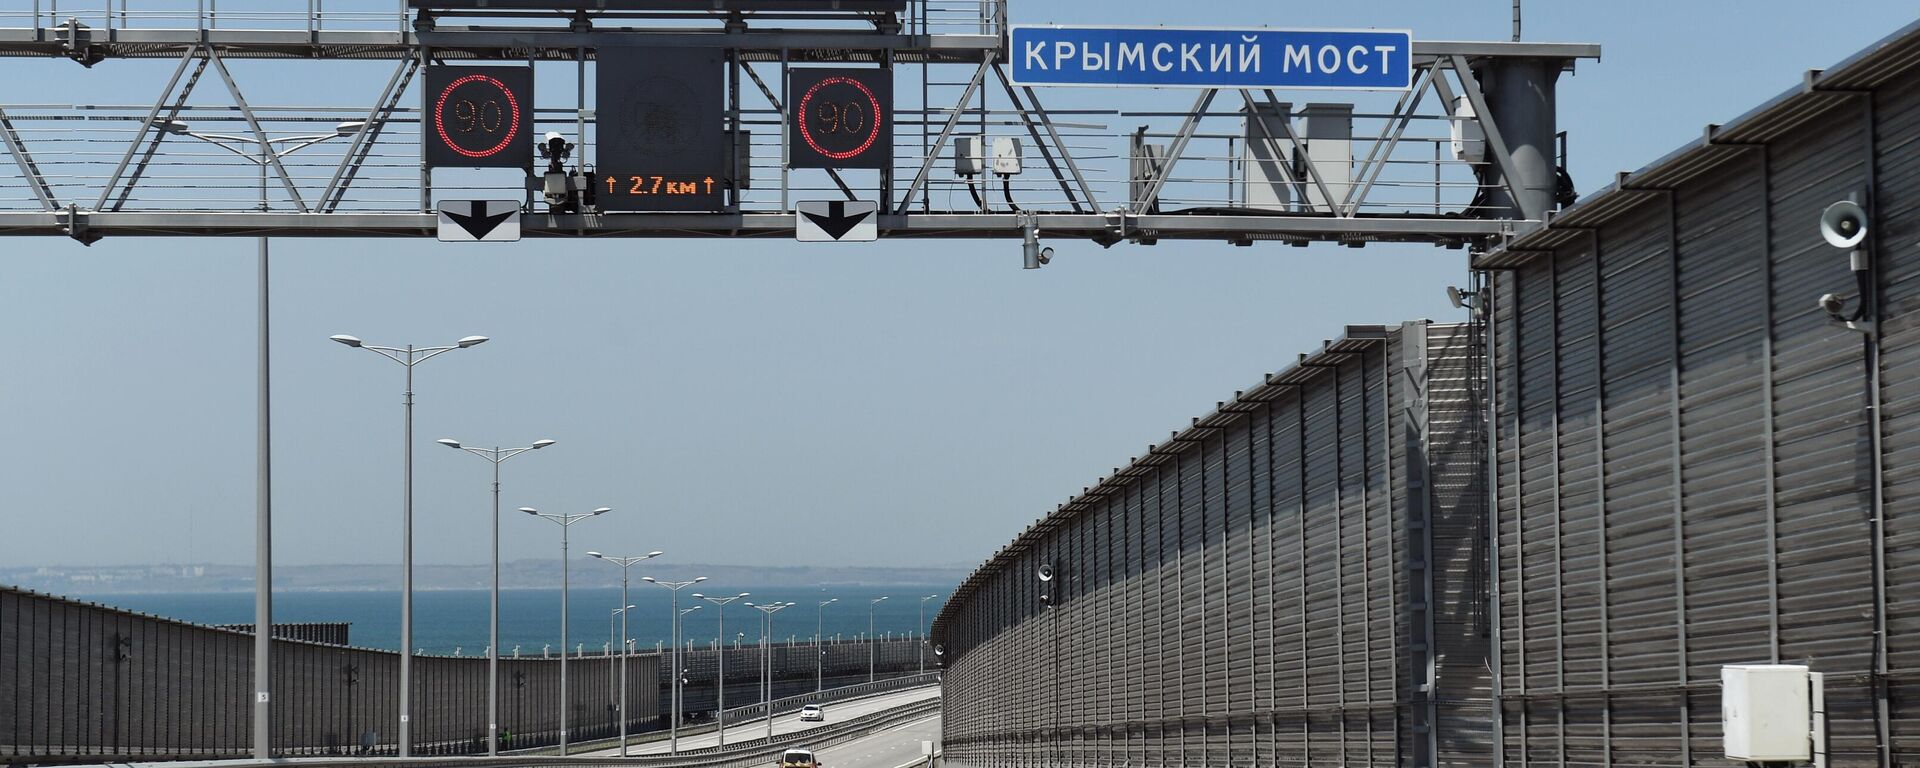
[584,686,940,757]
[810,713,940,768]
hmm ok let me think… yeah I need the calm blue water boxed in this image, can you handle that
[78,586,948,654]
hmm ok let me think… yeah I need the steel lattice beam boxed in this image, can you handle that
[0,7,1598,245]
[0,210,1513,243]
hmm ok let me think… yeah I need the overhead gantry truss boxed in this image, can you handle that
[0,2,1598,245]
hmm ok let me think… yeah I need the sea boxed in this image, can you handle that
[74,585,946,655]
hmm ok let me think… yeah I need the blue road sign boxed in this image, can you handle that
[1009,26,1413,90]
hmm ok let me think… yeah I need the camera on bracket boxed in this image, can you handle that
[537,132,588,213]
[1816,200,1872,331]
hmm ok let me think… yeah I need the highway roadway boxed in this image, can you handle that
[583,686,940,757]
[811,713,940,768]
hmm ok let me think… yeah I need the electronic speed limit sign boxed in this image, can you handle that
[788,68,892,169]
[424,66,533,168]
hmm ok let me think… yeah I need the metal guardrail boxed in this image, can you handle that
[718,672,939,725]
[647,698,940,768]
[520,673,940,757]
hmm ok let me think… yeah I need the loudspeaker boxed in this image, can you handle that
[1821,200,1868,250]
[1036,563,1055,582]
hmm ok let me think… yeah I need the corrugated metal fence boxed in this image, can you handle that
[934,20,1920,768]
[0,586,922,764]
[0,585,661,761]
[932,322,1488,768]
[1480,40,1920,768]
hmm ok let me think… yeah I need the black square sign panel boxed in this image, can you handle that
[424,66,533,168]
[788,68,892,170]
[596,46,727,212]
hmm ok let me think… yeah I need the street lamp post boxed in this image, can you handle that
[677,606,702,743]
[164,120,360,761]
[521,507,610,755]
[330,332,488,756]
[815,598,837,692]
[608,604,633,724]
[918,595,939,674]
[747,602,795,742]
[588,551,663,757]
[438,438,555,756]
[868,596,889,683]
[643,576,708,754]
[695,592,751,746]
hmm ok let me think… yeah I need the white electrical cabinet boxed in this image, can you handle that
[1722,664,1811,762]
[992,137,1024,176]
[1240,101,1292,212]
[1295,103,1353,213]
[1451,95,1485,163]
[954,135,986,177]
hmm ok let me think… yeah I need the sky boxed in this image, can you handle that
[1,1,1915,573]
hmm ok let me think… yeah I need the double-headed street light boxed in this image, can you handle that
[643,576,708,754]
[588,551,663,757]
[439,438,555,756]
[868,596,890,682]
[919,595,940,674]
[521,506,610,755]
[163,120,361,762]
[694,592,750,745]
[747,602,796,741]
[815,598,837,692]
[331,333,488,757]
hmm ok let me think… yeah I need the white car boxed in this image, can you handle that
[798,704,826,722]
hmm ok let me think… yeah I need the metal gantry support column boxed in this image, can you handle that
[1467,55,1563,221]
[1400,320,1437,768]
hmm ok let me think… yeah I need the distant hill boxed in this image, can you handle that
[1,560,968,595]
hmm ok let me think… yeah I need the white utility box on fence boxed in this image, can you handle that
[1722,664,1811,762]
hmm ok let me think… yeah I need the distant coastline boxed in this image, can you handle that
[1,560,969,596]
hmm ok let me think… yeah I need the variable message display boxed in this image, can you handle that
[424,66,533,168]
[596,47,727,212]
[1009,26,1413,90]
[788,68,892,170]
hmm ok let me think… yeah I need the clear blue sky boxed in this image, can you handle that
[1,1,1913,571]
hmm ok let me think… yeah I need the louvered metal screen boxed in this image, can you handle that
[1485,54,1920,768]
[0,585,663,762]
[933,323,1489,768]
